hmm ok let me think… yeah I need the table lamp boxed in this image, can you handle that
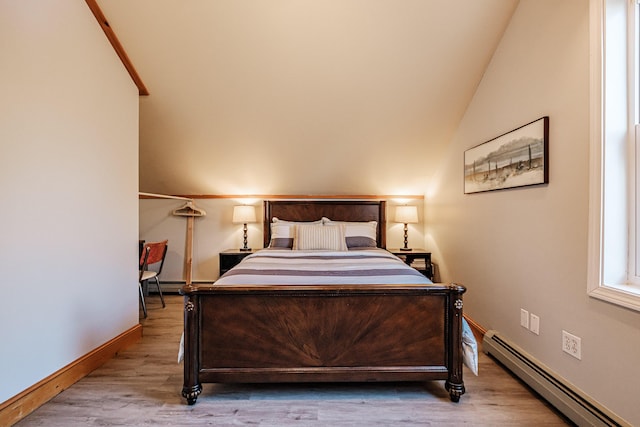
[395,205,418,251]
[233,205,257,251]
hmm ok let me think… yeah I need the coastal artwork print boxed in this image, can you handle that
[464,116,549,194]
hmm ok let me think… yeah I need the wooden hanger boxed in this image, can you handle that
[172,201,206,217]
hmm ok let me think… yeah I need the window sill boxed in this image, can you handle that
[589,282,640,312]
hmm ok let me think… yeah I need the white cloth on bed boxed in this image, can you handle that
[462,318,479,375]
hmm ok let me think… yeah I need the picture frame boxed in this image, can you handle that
[464,116,549,194]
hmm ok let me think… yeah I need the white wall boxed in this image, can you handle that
[0,0,139,403]
[429,0,640,424]
[140,198,424,282]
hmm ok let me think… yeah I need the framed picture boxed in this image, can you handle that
[464,116,549,194]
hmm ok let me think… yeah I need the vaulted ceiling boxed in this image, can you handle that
[97,0,518,196]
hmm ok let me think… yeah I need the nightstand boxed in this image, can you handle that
[219,249,256,276]
[388,248,433,280]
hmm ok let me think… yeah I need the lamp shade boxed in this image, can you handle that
[232,205,257,224]
[395,205,418,224]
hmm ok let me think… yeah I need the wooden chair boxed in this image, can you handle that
[139,240,168,318]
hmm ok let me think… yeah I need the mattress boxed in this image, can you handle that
[215,248,431,286]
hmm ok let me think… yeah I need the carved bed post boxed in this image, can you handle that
[181,288,202,405]
[445,283,466,402]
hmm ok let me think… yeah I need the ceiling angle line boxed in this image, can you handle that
[85,0,149,96]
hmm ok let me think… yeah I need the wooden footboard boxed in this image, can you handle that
[181,283,466,404]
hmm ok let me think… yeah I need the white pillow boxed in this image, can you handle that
[269,218,323,248]
[269,223,295,248]
[324,220,377,248]
[293,223,347,251]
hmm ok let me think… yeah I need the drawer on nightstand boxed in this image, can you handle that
[219,249,255,276]
[388,249,433,281]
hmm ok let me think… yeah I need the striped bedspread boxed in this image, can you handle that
[215,248,431,285]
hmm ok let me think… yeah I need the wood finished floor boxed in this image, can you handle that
[17,296,572,426]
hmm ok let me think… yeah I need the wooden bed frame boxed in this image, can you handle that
[181,200,466,404]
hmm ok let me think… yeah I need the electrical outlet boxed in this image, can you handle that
[562,330,582,360]
[520,309,529,329]
[530,314,540,335]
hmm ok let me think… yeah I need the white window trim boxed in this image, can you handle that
[588,0,640,311]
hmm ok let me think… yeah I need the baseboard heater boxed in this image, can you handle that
[483,330,629,427]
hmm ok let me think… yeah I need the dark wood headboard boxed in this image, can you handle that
[263,200,386,248]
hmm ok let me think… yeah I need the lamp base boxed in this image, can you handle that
[239,247,252,252]
[399,247,412,251]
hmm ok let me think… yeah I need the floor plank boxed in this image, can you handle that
[16,295,572,426]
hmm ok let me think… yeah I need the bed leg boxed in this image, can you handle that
[446,285,466,403]
[182,292,201,405]
[445,381,465,402]
[182,384,202,405]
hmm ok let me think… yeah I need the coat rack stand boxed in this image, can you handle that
[140,192,206,286]
[172,201,205,285]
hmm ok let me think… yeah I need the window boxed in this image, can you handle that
[588,0,640,311]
